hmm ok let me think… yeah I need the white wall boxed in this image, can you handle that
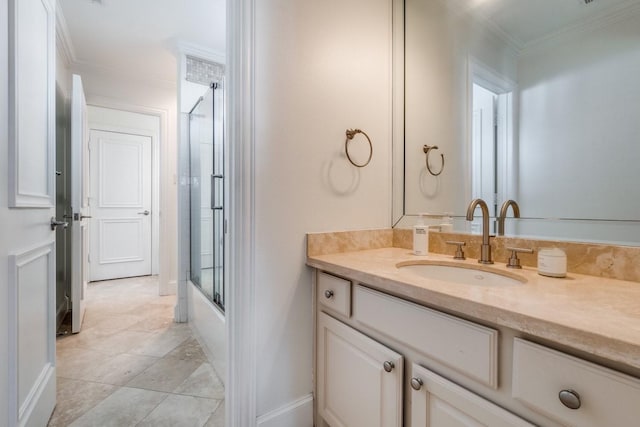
[1,1,10,421]
[71,66,179,294]
[252,0,393,423]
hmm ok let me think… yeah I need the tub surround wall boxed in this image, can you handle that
[308,229,640,283]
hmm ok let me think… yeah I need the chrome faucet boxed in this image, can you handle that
[465,198,493,264]
[497,200,520,236]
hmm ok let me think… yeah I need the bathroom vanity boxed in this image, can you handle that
[308,246,640,427]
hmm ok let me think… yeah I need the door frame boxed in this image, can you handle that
[86,104,162,282]
[85,98,174,295]
[227,0,258,424]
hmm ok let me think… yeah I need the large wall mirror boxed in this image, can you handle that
[393,0,640,245]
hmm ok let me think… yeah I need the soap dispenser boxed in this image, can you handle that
[413,214,429,256]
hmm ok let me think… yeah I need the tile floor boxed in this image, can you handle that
[48,275,225,427]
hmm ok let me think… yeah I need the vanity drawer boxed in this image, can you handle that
[353,285,498,388]
[512,338,640,427]
[317,271,351,317]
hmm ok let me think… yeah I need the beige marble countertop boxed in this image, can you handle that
[307,247,640,371]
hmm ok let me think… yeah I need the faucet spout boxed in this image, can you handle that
[466,198,494,264]
[498,200,520,236]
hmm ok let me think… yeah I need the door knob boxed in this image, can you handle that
[324,290,334,299]
[383,361,395,372]
[137,210,150,216]
[50,217,69,230]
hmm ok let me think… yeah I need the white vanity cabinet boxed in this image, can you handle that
[317,312,404,427]
[410,364,533,427]
[314,268,640,427]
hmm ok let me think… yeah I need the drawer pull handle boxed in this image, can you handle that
[324,290,334,299]
[559,389,581,410]
[410,377,423,391]
[383,361,395,372]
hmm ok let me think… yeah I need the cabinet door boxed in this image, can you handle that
[317,312,403,427]
[410,364,534,427]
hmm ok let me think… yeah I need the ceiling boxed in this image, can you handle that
[450,0,640,49]
[58,0,226,84]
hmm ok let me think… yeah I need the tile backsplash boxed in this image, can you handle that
[393,228,640,283]
[308,228,640,283]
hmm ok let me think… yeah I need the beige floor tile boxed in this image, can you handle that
[174,362,225,400]
[126,356,203,393]
[54,276,225,425]
[165,338,208,363]
[82,313,149,333]
[80,329,156,355]
[203,401,225,427]
[55,326,120,351]
[137,394,221,427]
[126,312,175,332]
[47,378,117,427]
[68,387,167,427]
[88,353,159,385]
[129,324,192,357]
[56,347,114,380]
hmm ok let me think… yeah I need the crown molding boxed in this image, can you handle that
[520,1,640,56]
[174,40,226,65]
[55,5,76,66]
[437,0,522,57]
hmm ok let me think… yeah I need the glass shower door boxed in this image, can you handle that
[189,83,225,311]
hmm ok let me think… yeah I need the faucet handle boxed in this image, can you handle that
[445,241,466,260]
[505,247,534,269]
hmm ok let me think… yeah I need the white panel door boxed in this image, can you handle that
[410,364,534,427]
[70,74,89,332]
[3,0,58,425]
[317,312,403,427]
[89,130,152,281]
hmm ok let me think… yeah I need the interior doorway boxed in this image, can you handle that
[86,106,161,282]
[470,70,515,234]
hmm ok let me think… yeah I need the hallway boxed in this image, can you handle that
[48,276,225,427]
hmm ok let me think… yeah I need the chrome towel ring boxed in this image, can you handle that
[345,129,373,168]
[423,144,444,176]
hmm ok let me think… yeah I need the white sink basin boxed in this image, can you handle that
[396,261,526,286]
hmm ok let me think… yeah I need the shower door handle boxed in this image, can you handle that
[211,174,224,211]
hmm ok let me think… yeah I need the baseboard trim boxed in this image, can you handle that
[256,393,314,427]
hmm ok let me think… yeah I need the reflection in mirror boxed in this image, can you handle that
[397,0,640,245]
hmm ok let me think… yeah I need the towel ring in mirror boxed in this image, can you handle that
[423,144,444,176]
[345,129,373,168]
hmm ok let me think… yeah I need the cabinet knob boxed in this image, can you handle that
[324,290,334,299]
[410,377,423,391]
[383,361,395,372]
[558,389,581,410]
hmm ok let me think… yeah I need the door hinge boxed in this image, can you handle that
[88,253,91,263]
